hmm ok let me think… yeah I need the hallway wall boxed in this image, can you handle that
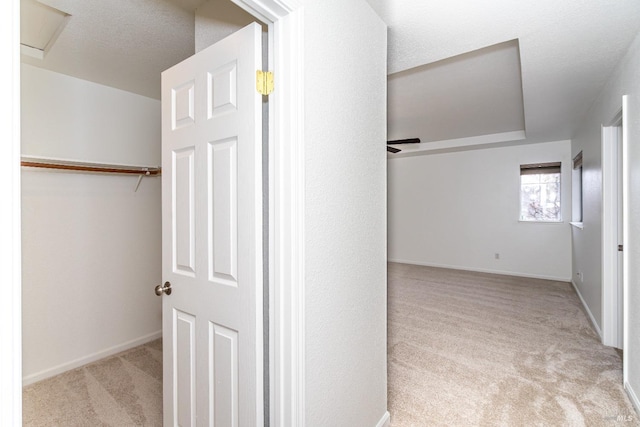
[302,0,389,425]
[571,29,640,412]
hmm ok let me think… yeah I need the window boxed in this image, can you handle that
[520,162,561,222]
[572,152,583,223]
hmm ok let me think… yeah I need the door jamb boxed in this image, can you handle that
[227,1,306,425]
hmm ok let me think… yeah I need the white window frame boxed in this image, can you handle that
[519,162,563,223]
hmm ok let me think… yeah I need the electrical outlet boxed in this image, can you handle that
[495,253,500,260]
[576,271,583,281]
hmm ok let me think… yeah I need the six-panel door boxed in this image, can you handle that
[161,22,263,427]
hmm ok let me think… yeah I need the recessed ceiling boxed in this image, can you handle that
[368,0,640,153]
[388,40,524,144]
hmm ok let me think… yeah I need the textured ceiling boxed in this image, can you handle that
[20,0,640,149]
[21,0,198,99]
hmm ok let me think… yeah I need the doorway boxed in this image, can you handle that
[5,0,304,424]
[19,0,260,374]
[14,0,304,425]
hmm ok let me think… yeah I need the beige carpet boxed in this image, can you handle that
[23,339,163,427]
[23,264,639,426]
[388,262,639,426]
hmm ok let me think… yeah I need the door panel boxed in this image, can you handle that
[172,81,196,129]
[174,148,196,275]
[211,322,239,427]
[161,22,263,426]
[209,138,238,284]
[175,310,196,426]
[209,62,238,117]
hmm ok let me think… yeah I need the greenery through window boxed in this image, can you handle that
[520,162,561,222]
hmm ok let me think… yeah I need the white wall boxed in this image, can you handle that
[21,64,162,384]
[21,65,160,166]
[572,29,640,411]
[302,0,389,425]
[388,140,573,281]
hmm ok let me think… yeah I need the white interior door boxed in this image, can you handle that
[616,123,624,348]
[602,114,624,350]
[160,22,263,426]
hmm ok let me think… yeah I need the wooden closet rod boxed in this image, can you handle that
[20,157,161,176]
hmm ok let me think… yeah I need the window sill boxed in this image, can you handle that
[570,222,584,229]
[518,220,564,225]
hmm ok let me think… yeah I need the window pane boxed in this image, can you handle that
[520,172,561,221]
[520,174,540,184]
[541,173,560,184]
[572,166,583,222]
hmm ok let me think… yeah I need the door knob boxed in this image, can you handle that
[155,281,172,296]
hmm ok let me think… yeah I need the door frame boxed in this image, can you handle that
[601,96,629,359]
[230,1,306,424]
[602,104,624,349]
[1,0,22,425]
[621,95,630,385]
[3,0,306,425]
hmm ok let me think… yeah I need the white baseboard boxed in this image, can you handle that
[22,330,162,387]
[376,411,390,427]
[388,258,572,282]
[571,280,602,340]
[625,381,640,416]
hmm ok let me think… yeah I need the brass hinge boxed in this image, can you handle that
[256,70,274,96]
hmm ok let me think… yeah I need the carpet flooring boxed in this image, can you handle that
[23,339,163,427]
[23,264,639,426]
[388,262,639,426]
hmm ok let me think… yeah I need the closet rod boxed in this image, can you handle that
[20,157,161,176]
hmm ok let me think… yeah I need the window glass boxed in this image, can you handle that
[520,163,561,222]
[572,152,583,222]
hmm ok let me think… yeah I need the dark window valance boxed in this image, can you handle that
[520,162,561,176]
